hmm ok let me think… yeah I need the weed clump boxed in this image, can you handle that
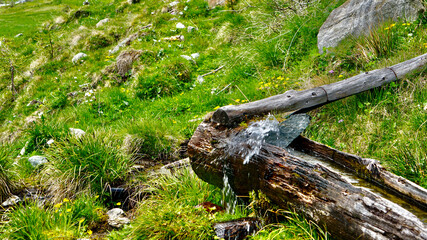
[42,132,132,201]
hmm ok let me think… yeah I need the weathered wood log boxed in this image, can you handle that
[214,218,260,240]
[188,117,427,240]
[290,136,427,210]
[212,53,427,126]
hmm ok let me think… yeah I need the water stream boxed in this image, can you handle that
[225,115,427,223]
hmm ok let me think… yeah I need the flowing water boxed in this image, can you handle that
[226,114,280,164]
[224,115,427,223]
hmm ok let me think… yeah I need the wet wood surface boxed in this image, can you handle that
[188,118,427,240]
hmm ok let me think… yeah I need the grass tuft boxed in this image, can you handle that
[42,131,132,201]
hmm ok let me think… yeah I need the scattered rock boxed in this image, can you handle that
[191,53,200,59]
[163,35,184,41]
[109,33,139,54]
[318,0,425,53]
[116,49,143,79]
[169,1,179,7]
[15,33,23,38]
[19,145,26,156]
[180,55,193,61]
[2,195,21,207]
[107,208,131,228]
[72,52,87,64]
[127,0,140,4]
[158,158,191,174]
[180,53,199,62]
[69,128,86,138]
[96,18,109,28]
[208,0,226,8]
[214,218,261,240]
[47,139,55,146]
[28,156,47,167]
[187,26,196,32]
[82,0,89,5]
[176,22,185,29]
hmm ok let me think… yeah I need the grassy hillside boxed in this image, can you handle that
[0,0,426,239]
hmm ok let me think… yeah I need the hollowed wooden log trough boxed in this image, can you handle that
[188,54,427,240]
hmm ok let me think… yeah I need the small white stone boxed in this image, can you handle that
[2,195,21,207]
[47,139,55,146]
[169,1,179,7]
[72,53,87,64]
[190,53,200,59]
[96,18,109,28]
[70,128,86,138]
[187,26,195,32]
[107,208,131,228]
[176,22,185,29]
[180,55,192,61]
[28,156,47,167]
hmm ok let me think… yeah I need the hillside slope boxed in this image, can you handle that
[0,0,426,239]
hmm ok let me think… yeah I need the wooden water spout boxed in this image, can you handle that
[188,54,427,240]
[212,53,427,127]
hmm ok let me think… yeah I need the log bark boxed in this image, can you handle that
[188,118,427,240]
[212,53,427,126]
[290,136,427,210]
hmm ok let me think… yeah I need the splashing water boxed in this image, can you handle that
[222,173,237,214]
[227,114,280,164]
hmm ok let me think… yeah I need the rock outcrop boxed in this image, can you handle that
[318,0,425,53]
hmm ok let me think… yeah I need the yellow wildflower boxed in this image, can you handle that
[338,75,344,78]
[54,203,62,208]
[75,121,79,124]
[385,27,389,30]
[172,120,177,124]
[390,23,396,27]
[235,99,240,103]
[63,198,70,203]
[66,208,71,212]
[87,230,93,235]
[79,218,85,224]
[214,106,220,110]
[116,202,121,206]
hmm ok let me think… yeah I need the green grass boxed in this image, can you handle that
[0,0,426,239]
[0,144,15,202]
[42,131,132,201]
[0,195,105,239]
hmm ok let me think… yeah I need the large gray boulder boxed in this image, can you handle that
[318,0,425,53]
